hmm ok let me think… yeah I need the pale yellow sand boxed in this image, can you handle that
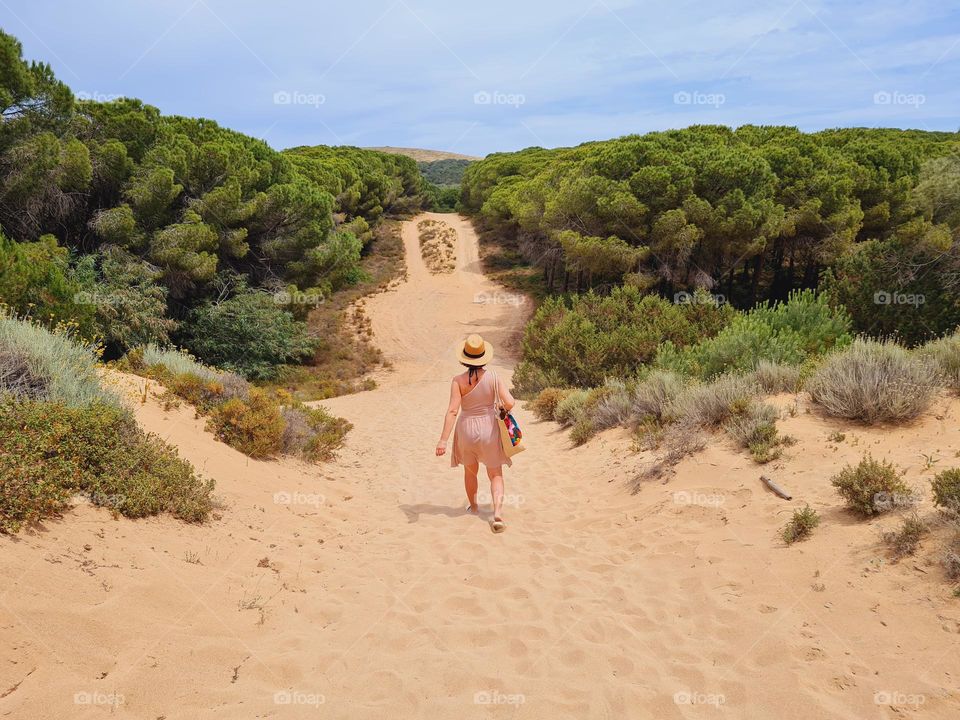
[2,213,960,719]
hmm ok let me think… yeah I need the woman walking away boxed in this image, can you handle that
[435,334,515,533]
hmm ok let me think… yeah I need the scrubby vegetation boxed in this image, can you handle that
[0,30,427,381]
[418,219,456,273]
[807,339,939,423]
[781,506,820,544]
[0,315,212,532]
[931,468,960,512]
[123,344,351,461]
[831,454,913,516]
[882,513,929,559]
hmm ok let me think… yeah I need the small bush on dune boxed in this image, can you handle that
[588,379,633,431]
[0,399,213,533]
[882,513,928,559]
[751,360,801,394]
[723,401,782,463]
[280,404,352,462]
[920,332,960,391]
[782,506,820,544]
[631,370,683,424]
[529,387,570,422]
[208,388,285,459]
[808,339,940,423]
[931,468,960,512]
[570,416,596,447]
[554,389,590,427]
[0,312,117,407]
[141,344,220,382]
[831,454,912,516]
[511,360,566,399]
[669,373,759,427]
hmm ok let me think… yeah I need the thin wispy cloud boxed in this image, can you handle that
[2,0,957,155]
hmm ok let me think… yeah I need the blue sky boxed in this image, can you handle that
[3,0,958,156]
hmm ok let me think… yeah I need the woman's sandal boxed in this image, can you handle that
[491,518,507,533]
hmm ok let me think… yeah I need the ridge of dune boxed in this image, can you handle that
[2,213,960,719]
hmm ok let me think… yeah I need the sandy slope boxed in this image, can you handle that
[2,213,960,719]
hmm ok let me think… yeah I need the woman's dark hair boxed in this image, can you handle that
[461,362,486,385]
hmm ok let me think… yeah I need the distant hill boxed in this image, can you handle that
[368,146,482,162]
[418,158,472,187]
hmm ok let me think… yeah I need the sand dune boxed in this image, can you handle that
[2,213,959,719]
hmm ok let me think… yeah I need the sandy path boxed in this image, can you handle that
[2,213,960,719]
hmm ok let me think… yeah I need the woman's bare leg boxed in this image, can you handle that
[464,462,479,512]
[487,465,504,520]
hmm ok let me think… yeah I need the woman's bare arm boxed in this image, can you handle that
[497,375,516,412]
[436,380,461,456]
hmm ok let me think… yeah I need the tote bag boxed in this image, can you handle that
[493,372,525,458]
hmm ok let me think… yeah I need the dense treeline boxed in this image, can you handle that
[0,30,427,374]
[419,159,471,186]
[462,126,960,343]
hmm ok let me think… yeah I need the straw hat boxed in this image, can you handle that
[458,334,493,366]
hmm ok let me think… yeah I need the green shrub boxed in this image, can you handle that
[657,290,850,380]
[208,387,285,458]
[183,290,318,380]
[529,387,570,422]
[931,468,960,511]
[554,389,590,427]
[0,399,213,533]
[570,416,596,447]
[0,312,117,407]
[511,361,566,399]
[781,506,820,544]
[518,285,732,388]
[141,343,220,381]
[831,454,913,516]
[808,339,940,423]
[280,404,352,462]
